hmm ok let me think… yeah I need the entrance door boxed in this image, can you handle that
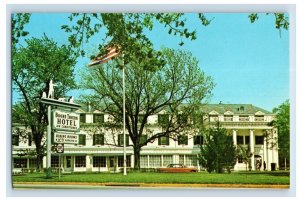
[65,156,72,172]
[109,156,115,172]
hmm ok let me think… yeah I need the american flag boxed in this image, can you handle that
[88,46,121,67]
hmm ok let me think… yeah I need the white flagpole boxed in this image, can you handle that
[123,53,127,176]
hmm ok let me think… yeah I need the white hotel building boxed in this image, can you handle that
[12,104,278,173]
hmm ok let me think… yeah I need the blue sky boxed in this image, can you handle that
[14,13,289,111]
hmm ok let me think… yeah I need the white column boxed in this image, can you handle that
[232,130,238,170]
[147,155,150,168]
[233,130,237,146]
[250,129,255,171]
[263,135,267,170]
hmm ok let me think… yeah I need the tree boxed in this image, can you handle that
[270,100,290,170]
[62,13,211,58]
[80,47,214,169]
[198,122,238,173]
[12,35,77,170]
[12,13,31,48]
[237,144,253,172]
[62,13,289,59]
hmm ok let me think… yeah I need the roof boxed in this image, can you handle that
[77,102,272,115]
[199,104,272,115]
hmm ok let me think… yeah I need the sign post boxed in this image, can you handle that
[56,144,64,180]
[40,80,81,179]
[46,105,52,178]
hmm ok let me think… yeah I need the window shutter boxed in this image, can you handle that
[158,137,161,145]
[166,137,169,145]
[126,135,129,146]
[100,134,104,145]
[93,135,95,145]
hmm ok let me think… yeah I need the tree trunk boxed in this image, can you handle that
[133,146,141,170]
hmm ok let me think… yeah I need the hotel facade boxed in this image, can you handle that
[12,104,279,173]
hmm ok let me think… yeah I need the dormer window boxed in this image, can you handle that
[239,115,249,121]
[224,115,233,122]
[209,115,218,122]
[255,115,264,122]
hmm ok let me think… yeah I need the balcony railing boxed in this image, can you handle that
[255,117,264,122]
[224,117,233,122]
[239,116,249,122]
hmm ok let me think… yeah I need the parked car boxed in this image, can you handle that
[158,164,198,173]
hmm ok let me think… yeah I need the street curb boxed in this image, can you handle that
[13,182,290,189]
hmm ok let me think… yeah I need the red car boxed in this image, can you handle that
[158,164,198,173]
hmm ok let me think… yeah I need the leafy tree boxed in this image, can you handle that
[237,144,253,172]
[62,13,289,59]
[12,13,31,47]
[270,100,290,170]
[80,48,214,169]
[12,35,76,170]
[199,122,238,173]
[62,13,211,58]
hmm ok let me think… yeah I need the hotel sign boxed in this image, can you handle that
[52,109,80,132]
[54,132,79,144]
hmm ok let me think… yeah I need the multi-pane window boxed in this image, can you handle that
[117,156,131,167]
[118,134,129,146]
[78,134,86,145]
[163,155,173,167]
[237,136,244,145]
[255,136,264,145]
[185,155,198,166]
[194,135,204,145]
[93,134,104,145]
[185,155,193,166]
[255,115,264,122]
[13,158,27,168]
[158,136,169,146]
[209,115,218,122]
[93,114,104,124]
[178,135,188,145]
[245,136,250,145]
[12,135,19,146]
[51,156,59,167]
[224,115,233,121]
[93,156,106,167]
[140,155,148,168]
[80,114,86,123]
[158,114,169,125]
[29,158,37,168]
[149,155,161,168]
[179,155,184,165]
[177,115,188,124]
[75,156,86,167]
[239,115,249,121]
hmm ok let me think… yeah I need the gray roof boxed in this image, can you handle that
[77,102,272,115]
[199,104,272,115]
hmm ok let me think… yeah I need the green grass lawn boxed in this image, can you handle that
[12,171,290,185]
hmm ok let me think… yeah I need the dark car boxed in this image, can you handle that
[158,164,198,173]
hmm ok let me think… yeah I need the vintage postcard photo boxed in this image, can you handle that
[11,11,290,192]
